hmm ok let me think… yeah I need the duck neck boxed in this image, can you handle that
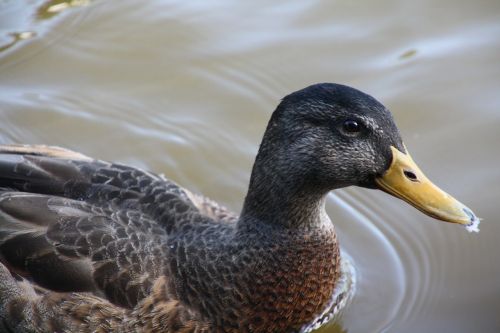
[240,150,330,229]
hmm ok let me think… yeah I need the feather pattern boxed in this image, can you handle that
[0,144,346,332]
[0,145,226,331]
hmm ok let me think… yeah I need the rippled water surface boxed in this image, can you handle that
[1,1,499,332]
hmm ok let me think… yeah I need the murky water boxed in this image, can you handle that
[1,1,499,332]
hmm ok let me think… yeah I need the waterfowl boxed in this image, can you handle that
[0,83,479,333]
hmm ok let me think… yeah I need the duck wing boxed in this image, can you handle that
[0,144,237,223]
[0,144,235,309]
[0,192,171,308]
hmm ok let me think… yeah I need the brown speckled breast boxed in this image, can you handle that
[237,228,340,332]
[164,222,340,333]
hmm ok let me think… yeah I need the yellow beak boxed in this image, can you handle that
[375,146,479,232]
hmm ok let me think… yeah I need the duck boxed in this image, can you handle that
[0,83,479,333]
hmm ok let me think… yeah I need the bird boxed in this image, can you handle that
[0,83,479,333]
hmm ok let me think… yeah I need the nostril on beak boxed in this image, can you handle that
[403,170,419,182]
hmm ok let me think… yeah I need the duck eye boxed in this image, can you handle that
[342,120,361,134]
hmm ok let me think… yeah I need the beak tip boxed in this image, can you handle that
[463,208,481,233]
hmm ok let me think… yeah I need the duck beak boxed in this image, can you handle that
[375,145,480,232]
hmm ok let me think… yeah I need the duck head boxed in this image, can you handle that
[247,83,478,230]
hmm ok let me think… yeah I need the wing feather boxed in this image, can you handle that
[0,144,238,324]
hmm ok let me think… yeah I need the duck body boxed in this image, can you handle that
[0,145,340,333]
[0,83,478,332]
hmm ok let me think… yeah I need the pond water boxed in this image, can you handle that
[0,1,499,332]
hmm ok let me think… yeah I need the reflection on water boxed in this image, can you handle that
[398,49,418,60]
[36,0,91,20]
[0,0,91,61]
[0,31,36,53]
[0,0,499,332]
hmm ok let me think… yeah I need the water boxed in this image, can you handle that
[1,1,499,332]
